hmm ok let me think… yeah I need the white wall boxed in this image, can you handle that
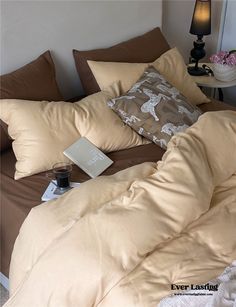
[220,0,236,106]
[162,0,223,63]
[0,1,163,99]
[162,0,236,106]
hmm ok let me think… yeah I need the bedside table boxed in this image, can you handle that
[190,63,236,101]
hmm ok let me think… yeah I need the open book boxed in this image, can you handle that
[63,137,113,178]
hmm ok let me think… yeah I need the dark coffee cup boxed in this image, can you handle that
[47,162,72,190]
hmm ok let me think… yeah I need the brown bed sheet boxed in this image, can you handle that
[1,99,235,277]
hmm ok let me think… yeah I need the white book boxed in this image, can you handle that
[41,181,80,202]
[63,137,113,178]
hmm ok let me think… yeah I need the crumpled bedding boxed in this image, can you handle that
[159,261,236,307]
[5,111,236,307]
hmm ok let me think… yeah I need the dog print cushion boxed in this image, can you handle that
[107,66,202,149]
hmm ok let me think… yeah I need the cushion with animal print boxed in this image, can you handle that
[107,66,202,149]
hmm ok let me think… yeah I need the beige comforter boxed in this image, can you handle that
[5,111,236,307]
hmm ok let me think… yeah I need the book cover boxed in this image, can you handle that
[63,137,113,178]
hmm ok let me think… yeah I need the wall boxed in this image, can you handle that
[162,0,223,63]
[0,1,162,99]
[162,0,236,106]
[219,0,236,106]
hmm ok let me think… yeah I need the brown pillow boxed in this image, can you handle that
[73,27,170,96]
[0,51,63,152]
[108,66,202,149]
[0,126,11,153]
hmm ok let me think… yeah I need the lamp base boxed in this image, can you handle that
[188,66,207,76]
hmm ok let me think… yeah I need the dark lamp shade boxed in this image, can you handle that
[190,0,211,36]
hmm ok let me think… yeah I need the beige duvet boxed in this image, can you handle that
[5,111,236,307]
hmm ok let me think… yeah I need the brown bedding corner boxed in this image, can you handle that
[199,98,236,112]
[0,50,63,153]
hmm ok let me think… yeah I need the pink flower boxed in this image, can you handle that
[210,50,236,66]
[218,51,229,59]
[225,53,236,66]
[210,54,221,64]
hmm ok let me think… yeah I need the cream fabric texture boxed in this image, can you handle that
[6,111,236,307]
[88,47,210,105]
[87,60,147,94]
[159,261,236,307]
[0,83,147,179]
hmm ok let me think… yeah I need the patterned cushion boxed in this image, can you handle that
[108,66,202,149]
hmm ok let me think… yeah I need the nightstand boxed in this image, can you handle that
[190,63,236,101]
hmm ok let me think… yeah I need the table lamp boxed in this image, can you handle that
[188,0,211,76]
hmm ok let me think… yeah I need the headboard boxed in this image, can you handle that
[1,1,163,99]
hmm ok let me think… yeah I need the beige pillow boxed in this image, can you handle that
[108,66,202,149]
[87,61,147,94]
[88,48,210,106]
[0,83,147,179]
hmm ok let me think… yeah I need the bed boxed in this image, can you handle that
[1,27,236,306]
[1,99,235,279]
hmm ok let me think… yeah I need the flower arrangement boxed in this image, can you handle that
[210,50,236,66]
[209,50,236,82]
